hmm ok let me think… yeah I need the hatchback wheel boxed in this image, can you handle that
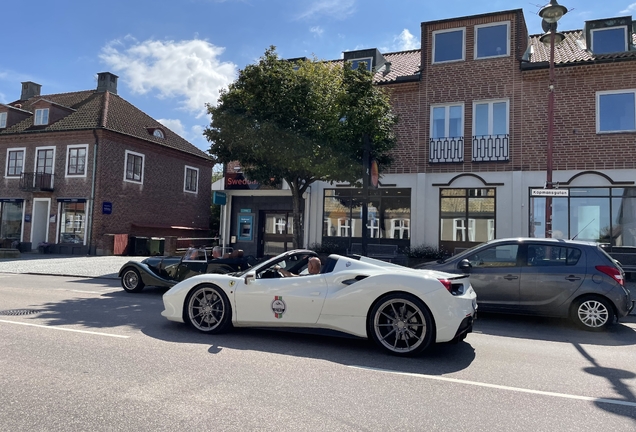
[571,296,614,331]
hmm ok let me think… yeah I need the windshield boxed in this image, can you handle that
[231,254,282,277]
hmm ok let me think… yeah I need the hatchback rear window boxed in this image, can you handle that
[527,245,581,266]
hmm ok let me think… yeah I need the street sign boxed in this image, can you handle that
[213,191,227,205]
[531,188,569,197]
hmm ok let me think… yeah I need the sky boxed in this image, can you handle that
[1,0,635,152]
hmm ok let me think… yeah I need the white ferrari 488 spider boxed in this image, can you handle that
[162,249,477,356]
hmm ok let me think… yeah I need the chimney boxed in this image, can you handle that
[20,81,42,101]
[96,72,118,94]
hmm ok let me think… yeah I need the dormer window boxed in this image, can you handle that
[591,26,628,54]
[34,108,49,125]
[153,129,165,138]
[0,112,6,128]
[433,28,466,64]
[475,22,510,59]
[349,57,373,71]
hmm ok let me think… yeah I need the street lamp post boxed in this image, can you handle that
[539,0,567,238]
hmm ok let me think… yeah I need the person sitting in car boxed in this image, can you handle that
[275,257,321,277]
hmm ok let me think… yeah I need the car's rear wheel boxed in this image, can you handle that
[184,284,232,333]
[368,293,434,357]
[121,268,145,293]
[571,296,614,331]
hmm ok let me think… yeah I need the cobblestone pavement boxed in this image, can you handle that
[0,252,634,314]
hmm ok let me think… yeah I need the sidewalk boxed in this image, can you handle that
[0,253,140,279]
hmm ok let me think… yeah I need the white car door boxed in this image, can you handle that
[234,274,328,325]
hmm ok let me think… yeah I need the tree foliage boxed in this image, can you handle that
[204,46,397,248]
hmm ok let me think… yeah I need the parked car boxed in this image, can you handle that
[161,249,477,356]
[119,247,258,293]
[416,238,634,330]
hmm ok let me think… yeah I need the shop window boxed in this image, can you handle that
[432,28,465,63]
[60,202,86,244]
[0,201,23,244]
[440,188,495,248]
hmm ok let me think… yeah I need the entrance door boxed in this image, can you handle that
[31,198,50,248]
[258,211,295,257]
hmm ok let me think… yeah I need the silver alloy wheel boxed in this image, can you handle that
[187,287,226,332]
[373,298,427,354]
[577,299,610,328]
[122,270,139,290]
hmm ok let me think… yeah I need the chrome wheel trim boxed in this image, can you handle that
[122,270,139,290]
[577,300,609,328]
[188,287,226,332]
[373,298,427,353]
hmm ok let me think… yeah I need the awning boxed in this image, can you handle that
[57,198,87,203]
[0,198,24,203]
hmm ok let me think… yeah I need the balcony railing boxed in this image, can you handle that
[472,134,509,162]
[19,172,54,192]
[429,137,464,163]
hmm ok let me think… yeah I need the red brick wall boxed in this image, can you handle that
[383,82,420,174]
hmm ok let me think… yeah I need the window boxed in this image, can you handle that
[66,145,87,177]
[5,148,25,177]
[473,100,508,136]
[36,147,54,174]
[124,150,144,184]
[467,244,518,268]
[153,129,165,138]
[184,166,199,193]
[0,200,23,241]
[591,26,628,54]
[596,90,636,133]
[34,108,49,125]
[527,244,581,266]
[0,112,7,128]
[433,28,465,63]
[349,57,373,71]
[60,201,86,244]
[440,188,496,247]
[475,22,509,59]
[431,104,463,138]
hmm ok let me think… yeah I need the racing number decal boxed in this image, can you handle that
[271,296,286,319]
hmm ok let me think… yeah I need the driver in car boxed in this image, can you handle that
[275,257,321,277]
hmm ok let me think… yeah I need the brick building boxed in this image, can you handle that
[0,72,213,255]
[217,8,636,258]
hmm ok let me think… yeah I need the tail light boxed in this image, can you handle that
[595,265,624,286]
[438,279,452,292]
[438,278,465,295]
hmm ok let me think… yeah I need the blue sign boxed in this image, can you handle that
[25,214,31,222]
[213,191,227,205]
[102,202,112,215]
[240,208,252,213]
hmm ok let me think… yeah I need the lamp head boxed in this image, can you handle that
[539,0,567,24]
[539,31,566,46]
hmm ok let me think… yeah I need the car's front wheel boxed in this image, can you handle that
[368,293,434,357]
[571,296,614,331]
[121,268,145,293]
[184,284,232,333]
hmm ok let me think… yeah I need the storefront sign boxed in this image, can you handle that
[225,173,261,190]
[531,189,569,197]
[102,202,113,215]
[213,191,227,205]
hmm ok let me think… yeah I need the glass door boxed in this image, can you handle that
[259,211,295,257]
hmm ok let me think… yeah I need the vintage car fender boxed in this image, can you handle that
[118,260,177,288]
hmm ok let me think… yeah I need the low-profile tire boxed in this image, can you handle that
[571,296,614,331]
[184,284,233,334]
[121,268,145,293]
[368,292,435,357]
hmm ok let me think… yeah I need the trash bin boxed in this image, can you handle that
[148,237,165,256]
[129,236,149,256]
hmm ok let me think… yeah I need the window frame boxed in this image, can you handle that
[472,98,509,136]
[34,108,49,126]
[34,146,56,174]
[183,165,199,194]
[590,26,628,54]
[430,102,465,139]
[124,150,145,184]
[349,57,374,71]
[432,27,466,64]
[153,129,165,139]
[5,147,26,178]
[596,89,636,133]
[0,112,7,128]
[474,22,510,60]
[65,144,88,178]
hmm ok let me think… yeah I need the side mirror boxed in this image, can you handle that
[244,273,255,284]
[458,259,472,273]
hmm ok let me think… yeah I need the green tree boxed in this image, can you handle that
[204,46,397,248]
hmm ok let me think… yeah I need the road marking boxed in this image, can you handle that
[349,365,636,408]
[0,319,129,339]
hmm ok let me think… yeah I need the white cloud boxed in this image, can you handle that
[394,29,419,51]
[310,26,324,37]
[157,118,186,137]
[620,3,636,13]
[100,37,237,117]
[296,0,356,20]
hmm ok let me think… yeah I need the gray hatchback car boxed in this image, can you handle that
[417,238,634,331]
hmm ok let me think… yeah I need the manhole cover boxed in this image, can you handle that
[0,309,40,316]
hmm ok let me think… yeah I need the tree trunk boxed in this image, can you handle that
[289,179,305,249]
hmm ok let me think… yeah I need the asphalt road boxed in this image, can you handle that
[0,274,635,431]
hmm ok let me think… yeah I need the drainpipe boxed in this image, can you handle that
[88,129,98,254]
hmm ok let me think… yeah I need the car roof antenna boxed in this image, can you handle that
[570,219,595,240]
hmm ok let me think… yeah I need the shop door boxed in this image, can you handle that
[259,212,294,257]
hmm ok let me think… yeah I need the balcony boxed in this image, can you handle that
[19,172,54,192]
[472,134,509,162]
[429,137,464,163]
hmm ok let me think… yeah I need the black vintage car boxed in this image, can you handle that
[119,247,258,293]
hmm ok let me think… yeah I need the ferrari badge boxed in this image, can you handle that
[271,296,286,319]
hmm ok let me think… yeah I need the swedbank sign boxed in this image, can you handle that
[225,173,261,190]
